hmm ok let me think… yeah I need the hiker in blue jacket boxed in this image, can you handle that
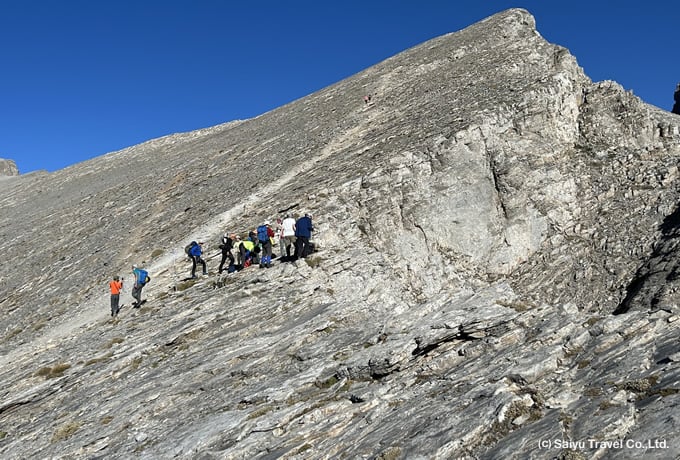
[131,265,149,307]
[188,241,208,278]
[293,213,314,259]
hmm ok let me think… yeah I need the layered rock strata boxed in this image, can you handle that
[1,8,679,459]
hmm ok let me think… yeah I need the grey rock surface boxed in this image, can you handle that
[1,8,680,459]
[0,158,19,177]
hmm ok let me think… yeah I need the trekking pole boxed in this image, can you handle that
[121,276,128,308]
[173,248,178,291]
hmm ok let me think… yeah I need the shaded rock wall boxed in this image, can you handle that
[1,8,680,460]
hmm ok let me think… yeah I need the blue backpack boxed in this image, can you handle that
[138,269,150,286]
[189,242,202,257]
[257,225,268,243]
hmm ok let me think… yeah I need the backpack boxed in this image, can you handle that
[185,241,198,258]
[189,243,202,257]
[226,237,233,251]
[138,269,150,286]
[257,225,268,243]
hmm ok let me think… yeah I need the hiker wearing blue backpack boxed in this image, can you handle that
[131,265,150,307]
[188,241,208,278]
[257,221,275,268]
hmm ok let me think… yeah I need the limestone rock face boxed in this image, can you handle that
[1,8,680,459]
[0,158,18,176]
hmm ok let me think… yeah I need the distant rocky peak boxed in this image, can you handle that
[0,158,19,176]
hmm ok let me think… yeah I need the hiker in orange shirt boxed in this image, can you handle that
[109,275,123,317]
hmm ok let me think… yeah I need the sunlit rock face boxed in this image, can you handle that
[1,8,680,459]
[0,158,18,176]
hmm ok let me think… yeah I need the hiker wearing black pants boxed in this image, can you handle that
[188,241,208,278]
[294,213,314,259]
[218,233,235,274]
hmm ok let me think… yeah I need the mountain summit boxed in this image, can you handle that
[1,8,679,459]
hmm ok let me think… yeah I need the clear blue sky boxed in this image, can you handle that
[1,1,677,173]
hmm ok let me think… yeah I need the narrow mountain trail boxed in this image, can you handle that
[189,105,385,243]
[0,294,110,370]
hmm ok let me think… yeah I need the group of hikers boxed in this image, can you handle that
[109,213,314,317]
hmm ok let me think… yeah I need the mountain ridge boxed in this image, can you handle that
[1,8,680,459]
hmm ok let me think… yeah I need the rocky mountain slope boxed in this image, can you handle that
[1,8,680,459]
[0,159,19,177]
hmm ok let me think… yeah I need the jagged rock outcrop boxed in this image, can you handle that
[673,82,680,114]
[1,8,679,459]
[0,158,18,177]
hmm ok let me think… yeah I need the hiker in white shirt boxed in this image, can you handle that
[280,215,297,260]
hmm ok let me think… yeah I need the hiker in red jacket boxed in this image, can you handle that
[109,275,123,317]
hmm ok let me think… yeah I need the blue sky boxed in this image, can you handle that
[1,1,677,173]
